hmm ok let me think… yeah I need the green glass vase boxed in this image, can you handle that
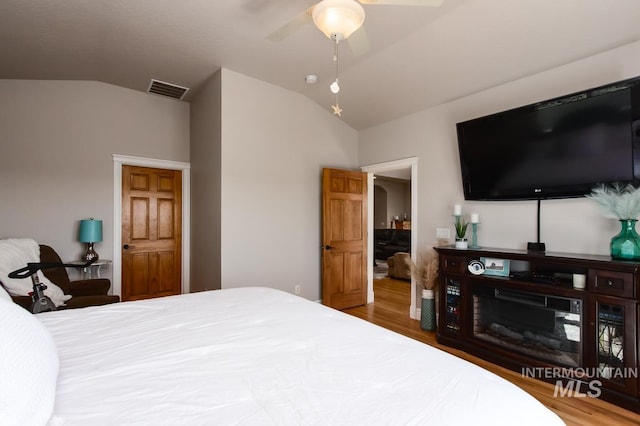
[610,219,640,261]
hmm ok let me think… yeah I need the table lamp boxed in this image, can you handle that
[79,218,103,261]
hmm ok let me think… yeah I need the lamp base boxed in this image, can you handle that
[82,242,99,261]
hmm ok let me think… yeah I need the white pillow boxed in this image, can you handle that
[0,283,11,302]
[0,239,71,307]
[0,298,59,426]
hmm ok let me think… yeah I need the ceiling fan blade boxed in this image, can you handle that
[266,6,314,42]
[359,0,444,6]
[347,26,371,57]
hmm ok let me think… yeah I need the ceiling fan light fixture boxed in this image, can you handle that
[312,0,365,40]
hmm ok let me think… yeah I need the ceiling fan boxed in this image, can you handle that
[267,0,445,56]
[268,0,444,117]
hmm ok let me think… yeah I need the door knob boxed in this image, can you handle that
[123,244,131,249]
[324,245,334,250]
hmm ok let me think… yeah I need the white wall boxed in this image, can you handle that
[0,80,190,268]
[220,69,358,300]
[190,72,223,292]
[359,40,640,256]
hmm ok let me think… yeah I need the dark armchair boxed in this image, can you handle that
[10,245,120,310]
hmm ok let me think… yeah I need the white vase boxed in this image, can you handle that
[422,289,435,300]
[455,238,468,249]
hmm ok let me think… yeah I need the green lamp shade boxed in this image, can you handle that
[79,219,103,243]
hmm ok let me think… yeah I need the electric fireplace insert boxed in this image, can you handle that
[472,284,582,367]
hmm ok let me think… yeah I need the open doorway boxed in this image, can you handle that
[372,173,412,315]
[362,157,418,319]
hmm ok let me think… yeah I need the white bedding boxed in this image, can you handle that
[38,287,564,425]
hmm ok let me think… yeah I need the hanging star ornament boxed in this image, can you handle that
[329,37,343,118]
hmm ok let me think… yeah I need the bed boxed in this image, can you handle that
[1,287,565,425]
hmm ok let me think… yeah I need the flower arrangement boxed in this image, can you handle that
[410,249,439,290]
[586,183,640,219]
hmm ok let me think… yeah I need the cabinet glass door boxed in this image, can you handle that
[593,297,637,395]
[597,303,624,375]
[444,278,462,334]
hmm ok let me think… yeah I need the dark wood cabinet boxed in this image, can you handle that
[435,246,640,412]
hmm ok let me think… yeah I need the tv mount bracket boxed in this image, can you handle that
[527,198,546,252]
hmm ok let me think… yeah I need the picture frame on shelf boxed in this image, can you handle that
[480,257,510,277]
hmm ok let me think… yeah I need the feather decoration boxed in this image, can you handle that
[586,183,640,219]
[410,249,439,290]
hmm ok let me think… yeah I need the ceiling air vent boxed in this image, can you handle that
[147,79,189,100]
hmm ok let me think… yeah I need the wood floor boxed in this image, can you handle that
[343,277,639,426]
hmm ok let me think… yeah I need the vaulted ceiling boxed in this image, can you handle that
[2,0,640,130]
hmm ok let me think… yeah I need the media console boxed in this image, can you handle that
[434,246,640,412]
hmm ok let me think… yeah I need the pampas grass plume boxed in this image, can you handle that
[586,183,640,219]
[410,249,439,290]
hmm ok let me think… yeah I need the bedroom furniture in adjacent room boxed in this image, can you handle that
[0,286,564,425]
[435,246,640,413]
[10,245,119,310]
[394,219,411,230]
[374,228,411,260]
[387,251,411,280]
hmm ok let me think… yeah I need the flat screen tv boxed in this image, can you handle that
[456,76,640,200]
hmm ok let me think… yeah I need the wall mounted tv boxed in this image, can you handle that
[456,76,640,201]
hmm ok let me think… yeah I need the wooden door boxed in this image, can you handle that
[322,168,368,309]
[122,165,182,301]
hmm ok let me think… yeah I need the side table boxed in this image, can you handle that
[66,259,112,280]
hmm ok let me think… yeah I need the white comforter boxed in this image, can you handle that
[39,287,564,425]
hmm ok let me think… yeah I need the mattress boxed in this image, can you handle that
[38,287,564,425]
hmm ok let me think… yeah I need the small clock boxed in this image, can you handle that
[468,259,485,275]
